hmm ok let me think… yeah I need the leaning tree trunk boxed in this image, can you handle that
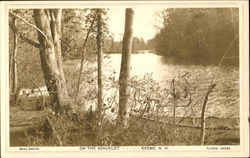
[117,8,134,127]
[11,16,18,94]
[33,9,72,113]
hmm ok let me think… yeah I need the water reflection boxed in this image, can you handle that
[105,52,239,118]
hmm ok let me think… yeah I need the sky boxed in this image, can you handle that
[107,7,164,42]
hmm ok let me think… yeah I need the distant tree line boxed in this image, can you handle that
[105,37,154,54]
[153,8,239,65]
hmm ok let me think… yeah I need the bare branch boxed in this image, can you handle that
[9,11,47,39]
[74,17,95,103]
[9,22,41,48]
[200,84,217,145]
[218,34,239,67]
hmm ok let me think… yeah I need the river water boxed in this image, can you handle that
[105,52,239,118]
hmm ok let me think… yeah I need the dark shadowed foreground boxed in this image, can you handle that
[10,95,239,146]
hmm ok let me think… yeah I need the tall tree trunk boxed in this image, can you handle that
[96,9,103,118]
[93,9,104,145]
[11,16,18,94]
[117,8,134,127]
[33,9,72,113]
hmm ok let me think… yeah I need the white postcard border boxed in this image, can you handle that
[1,1,249,158]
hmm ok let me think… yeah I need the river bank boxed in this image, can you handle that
[10,103,239,146]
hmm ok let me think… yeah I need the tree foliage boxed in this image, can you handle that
[62,9,111,59]
[154,8,239,65]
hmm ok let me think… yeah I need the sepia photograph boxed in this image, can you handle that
[0,0,249,158]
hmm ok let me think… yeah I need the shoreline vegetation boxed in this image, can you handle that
[9,8,239,146]
[10,105,239,146]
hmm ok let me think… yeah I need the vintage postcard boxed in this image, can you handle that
[0,0,249,157]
